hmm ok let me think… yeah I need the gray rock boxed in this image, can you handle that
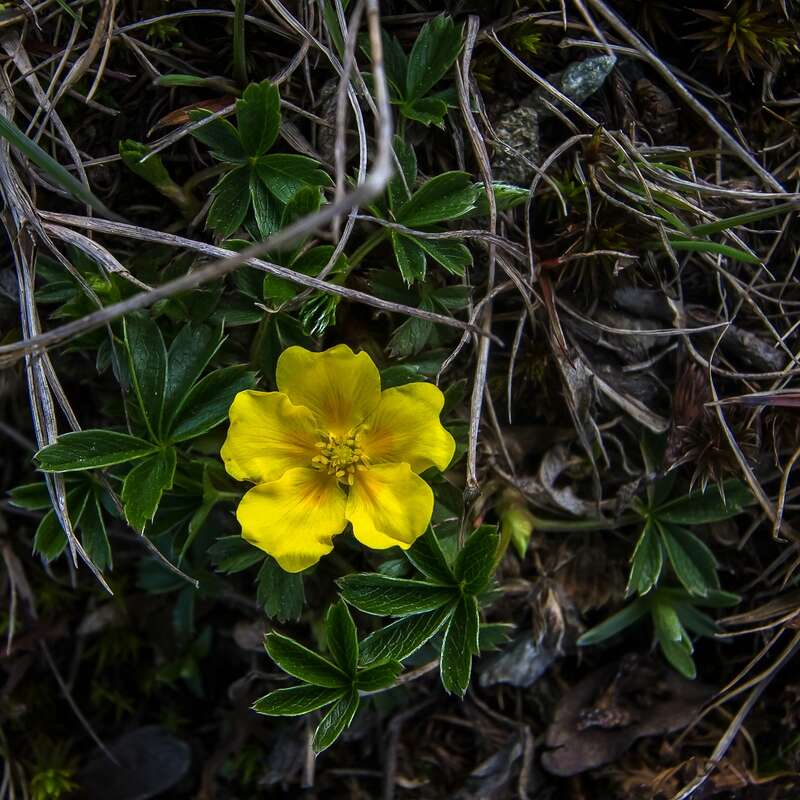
[491,105,540,186]
[479,636,557,688]
[491,56,616,187]
[79,726,191,800]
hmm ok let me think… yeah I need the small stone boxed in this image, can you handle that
[491,106,541,187]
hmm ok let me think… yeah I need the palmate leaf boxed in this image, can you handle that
[577,597,650,646]
[355,661,402,691]
[395,172,478,227]
[162,323,223,433]
[124,313,167,439]
[33,508,69,562]
[359,603,454,664]
[440,595,479,697]
[390,231,427,284]
[255,154,331,204]
[325,601,358,677]
[405,15,463,102]
[207,166,251,237]
[312,689,360,753]
[401,97,448,127]
[121,447,177,532]
[454,525,499,595]
[253,685,344,717]
[387,135,417,211]
[657,522,719,597]
[265,631,349,689]
[187,109,245,162]
[36,431,159,472]
[236,80,280,157]
[209,535,265,574]
[257,557,305,623]
[655,480,753,524]
[168,365,256,442]
[249,172,280,240]
[405,528,455,584]
[416,237,472,276]
[626,518,663,596]
[337,573,457,616]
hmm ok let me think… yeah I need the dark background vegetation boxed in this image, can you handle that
[1,1,800,798]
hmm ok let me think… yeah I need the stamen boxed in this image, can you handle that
[310,429,369,484]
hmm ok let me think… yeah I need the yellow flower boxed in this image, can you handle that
[221,345,455,572]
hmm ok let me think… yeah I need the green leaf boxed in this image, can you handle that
[209,535,265,574]
[651,598,682,643]
[257,557,305,622]
[124,313,167,439]
[78,490,112,572]
[470,182,531,216]
[355,661,402,691]
[687,201,800,236]
[657,586,740,608]
[390,231,427,284]
[415,237,472,276]
[236,80,280,157]
[162,324,223,433]
[253,685,343,716]
[169,365,256,442]
[36,431,159,472]
[265,631,349,688]
[312,689,359,753]
[361,602,453,664]
[659,633,696,679]
[207,166,251,237]
[187,109,245,162]
[119,139,175,190]
[405,15,462,101]
[380,30,408,97]
[121,448,176,532]
[256,154,331,204]
[387,309,433,358]
[280,184,323,235]
[33,510,68,562]
[405,528,455,584]
[388,136,417,211]
[666,239,761,265]
[675,603,718,637]
[325,601,358,676]
[359,604,453,664]
[440,595,479,696]
[0,114,117,218]
[395,172,478,227]
[478,623,514,651]
[655,481,752,524]
[454,525,499,595]
[658,523,718,597]
[401,97,448,126]
[577,597,650,646]
[626,519,663,596]
[250,172,280,240]
[695,588,741,607]
[9,482,53,510]
[337,574,457,616]
[323,1,346,58]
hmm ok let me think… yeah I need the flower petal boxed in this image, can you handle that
[346,463,433,551]
[237,467,347,572]
[359,382,455,473]
[276,345,381,437]
[221,390,319,483]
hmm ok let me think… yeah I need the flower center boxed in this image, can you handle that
[311,431,369,485]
